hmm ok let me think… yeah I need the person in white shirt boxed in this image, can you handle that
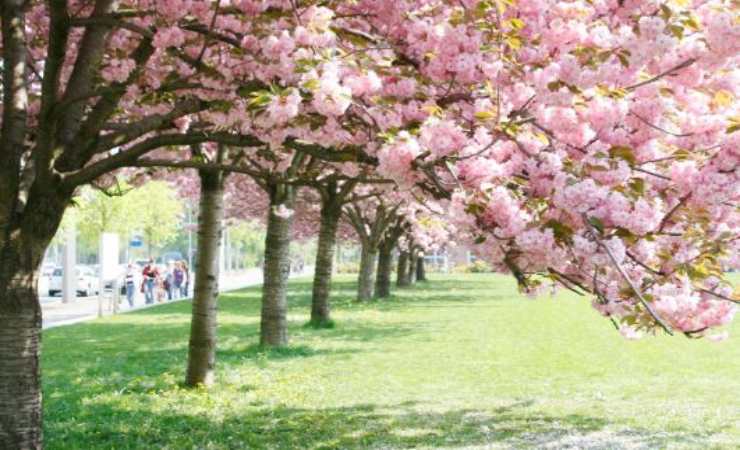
[124,263,136,307]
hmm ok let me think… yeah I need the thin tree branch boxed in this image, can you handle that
[583,214,673,334]
[61,132,263,187]
[625,58,696,91]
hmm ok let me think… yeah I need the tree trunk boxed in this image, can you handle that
[397,251,410,287]
[260,184,294,347]
[409,250,418,284]
[0,213,65,448]
[375,243,393,298]
[357,242,377,301]
[416,252,427,282]
[310,206,340,328]
[0,281,43,450]
[185,170,225,387]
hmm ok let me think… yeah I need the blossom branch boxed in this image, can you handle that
[583,214,673,335]
[625,58,696,91]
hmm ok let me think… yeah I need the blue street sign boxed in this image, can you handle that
[130,236,143,248]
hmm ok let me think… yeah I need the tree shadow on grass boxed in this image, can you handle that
[217,343,360,363]
[42,315,422,404]
[43,398,717,450]
[124,277,500,322]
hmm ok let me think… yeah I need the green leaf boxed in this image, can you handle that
[505,35,522,50]
[302,79,320,91]
[547,81,563,92]
[247,91,272,110]
[543,220,574,244]
[587,216,605,234]
[629,178,645,195]
[668,24,684,39]
[609,146,637,165]
[617,52,630,68]
[474,111,496,121]
[506,18,525,30]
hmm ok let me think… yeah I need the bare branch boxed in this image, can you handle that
[699,288,740,305]
[91,98,210,153]
[131,158,269,180]
[61,132,263,187]
[583,214,673,334]
[629,111,693,138]
[625,58,696,91]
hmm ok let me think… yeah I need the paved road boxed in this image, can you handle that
[42,267,313,329]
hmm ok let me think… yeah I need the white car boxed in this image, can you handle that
[38,264,56,296]
[48,266,99,297]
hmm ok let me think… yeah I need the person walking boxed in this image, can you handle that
[164,262,175,301]
[173,262,184,300]
[181,260,190,298]
[124,263,136,308]
[142,259,159,305]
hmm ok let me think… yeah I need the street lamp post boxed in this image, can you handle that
[62,219,77,304]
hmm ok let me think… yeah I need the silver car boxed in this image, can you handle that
[47,266,99,297]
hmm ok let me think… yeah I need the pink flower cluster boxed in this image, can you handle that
[650,280,736,333]
[101,58,135,83]
[309,64,352,117]
[377,132,421,189]
[152,27,186,49]
[419,118,467,157]
[266,89,302,126]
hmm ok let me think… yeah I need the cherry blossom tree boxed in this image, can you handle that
[344,196,403,300]
[184,144,228,387]
[0,1,384,445]
[307,178,357,326]
[363,0,739,339]
[2,0,738,447]
[375,212,409,297]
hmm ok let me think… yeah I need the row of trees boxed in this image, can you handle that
[1,0,737,447]
[181,165,446,387]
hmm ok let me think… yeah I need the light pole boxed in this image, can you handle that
[62,218,77,304]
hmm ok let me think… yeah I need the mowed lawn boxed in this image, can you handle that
[42,274,739,449]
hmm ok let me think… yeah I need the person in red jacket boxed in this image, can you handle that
[141,259,159,305]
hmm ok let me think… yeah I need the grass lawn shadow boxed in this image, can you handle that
[42,274,739,449]
[44,398,713,449]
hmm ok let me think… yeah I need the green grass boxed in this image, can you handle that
[42,274,740,449]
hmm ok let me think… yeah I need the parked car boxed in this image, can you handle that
[48,266,99,297]
[38,264,57,296]
[40,263,57,277]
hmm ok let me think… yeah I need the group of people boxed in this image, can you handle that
[123,259,190,307]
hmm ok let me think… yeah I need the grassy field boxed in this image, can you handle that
[42,274,739,449]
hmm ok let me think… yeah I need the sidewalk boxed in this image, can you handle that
[42,266,313,329]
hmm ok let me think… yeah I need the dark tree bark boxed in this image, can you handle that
[0,191,68,449]
[0,275,43,450]
[409,249,418,284]
[375,218,406,298]
[375,242,393,298]
[260,182,294,347]
[397,251,411,287]
[345,203,399,301]
[416,252,427,282]
[310,202,341,327]
[185,168,225,387]
[357,241,378,301]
